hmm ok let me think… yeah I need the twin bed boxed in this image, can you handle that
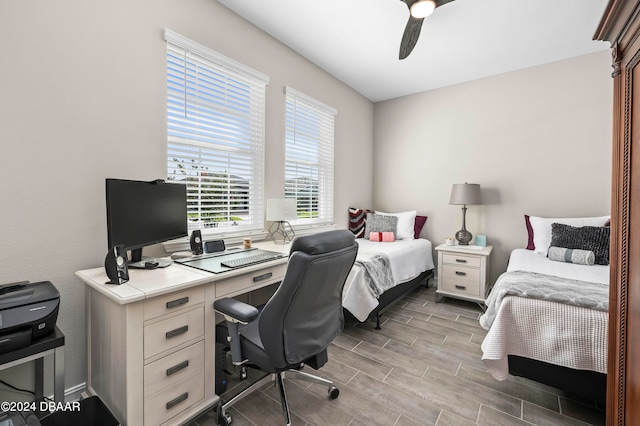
[343,208,434,328]
[343,238,434,328]
[480,215,610,402]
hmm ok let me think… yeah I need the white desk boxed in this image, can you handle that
[76,241,291,426]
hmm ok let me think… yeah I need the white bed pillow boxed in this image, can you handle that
[529,215,610,256]
[375,210,416,240]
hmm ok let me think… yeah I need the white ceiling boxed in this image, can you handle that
[217,0,611,102]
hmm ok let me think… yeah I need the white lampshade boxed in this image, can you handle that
[267,198,297,221]
[449,183,482,206]
[410,0,436,18]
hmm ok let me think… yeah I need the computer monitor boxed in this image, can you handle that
[106,178,187,266]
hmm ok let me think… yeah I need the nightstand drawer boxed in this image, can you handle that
[441,266,480,285]
[144,369,204,426]
[144,307,204,360]
[144,341,205,399]
[441,277,480,297]
[144,287,205,321]
[442,253,481,268]
[216,264,287,298]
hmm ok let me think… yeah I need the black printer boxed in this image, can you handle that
[0,281,60,355]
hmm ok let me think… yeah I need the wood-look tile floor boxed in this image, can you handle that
[190,281,606,426]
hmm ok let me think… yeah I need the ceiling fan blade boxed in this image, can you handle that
[399,16,424,60]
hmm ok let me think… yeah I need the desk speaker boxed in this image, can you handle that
[190,230,203,255]
[105,245,129,285]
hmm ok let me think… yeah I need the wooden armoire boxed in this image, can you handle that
[595,1,640,424]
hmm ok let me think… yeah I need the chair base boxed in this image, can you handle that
[216,366,339,426]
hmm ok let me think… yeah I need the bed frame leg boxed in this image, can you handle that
[375,313,382,330]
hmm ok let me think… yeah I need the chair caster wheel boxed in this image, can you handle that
[218,412,232,426]
[328,385,339,399]
[240,367,247,380]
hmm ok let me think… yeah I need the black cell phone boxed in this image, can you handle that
[204,240,226,253]
[145,260,159,269]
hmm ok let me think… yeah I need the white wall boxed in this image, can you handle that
[373,51,613,282]
[0,0,373,396]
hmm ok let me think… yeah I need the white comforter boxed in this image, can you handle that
[481,249,609,380]
[506,248,609,284]
[342,239,434,321]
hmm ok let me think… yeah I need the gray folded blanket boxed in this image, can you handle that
[355,252,395,298]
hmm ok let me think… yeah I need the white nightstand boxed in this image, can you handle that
[435,244,493,310]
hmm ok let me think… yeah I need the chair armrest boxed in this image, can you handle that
[214,298,259,366]
[214,298,259,324]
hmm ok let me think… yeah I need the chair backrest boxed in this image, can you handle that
[258,230,358,369]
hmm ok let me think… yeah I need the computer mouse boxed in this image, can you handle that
[171,251,193,260]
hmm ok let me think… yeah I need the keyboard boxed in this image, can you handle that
[221,252,284,268]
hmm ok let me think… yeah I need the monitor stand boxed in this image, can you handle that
[128,259,172,269]
[128,248,172,269]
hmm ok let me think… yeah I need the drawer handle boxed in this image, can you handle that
[166,360,189,376]
[253,272,273,283]
[165,392,188,410]
[455,285,467,290]
[455,259,467,263]
[166,297,189,309]
[165,325,189,339]
[455,271,467,276]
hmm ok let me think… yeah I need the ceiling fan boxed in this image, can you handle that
[399,0,455,60]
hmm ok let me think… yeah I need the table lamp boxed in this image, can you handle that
[449,183,481,245]
[267,198,297,244]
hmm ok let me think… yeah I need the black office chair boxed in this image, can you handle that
[213,230,358,426]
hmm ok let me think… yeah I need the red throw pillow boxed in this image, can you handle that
[370,231,395,242]
[525,214,535,250]
[414,215,427,239]
[348,207,372,239]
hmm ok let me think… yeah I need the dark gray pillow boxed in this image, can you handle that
[364,213,397,239]
[550,223,610,265]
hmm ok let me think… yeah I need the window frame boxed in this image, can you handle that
[164,29,269,239]
[284,86,337,228]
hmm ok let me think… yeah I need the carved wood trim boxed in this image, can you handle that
[607,67,622,426]
[612,41,622,77]
[617,49,634,426]
[596,2,640,424]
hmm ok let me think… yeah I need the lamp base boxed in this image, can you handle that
[268,221,295,244]
[455,229,472,246]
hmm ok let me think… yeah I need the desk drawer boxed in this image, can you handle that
[442,253,481,268]
[144,340,205,399]
[144,307,204,360]
[144,370,204,426]
[144,287,205,321]
[216,264,287,298]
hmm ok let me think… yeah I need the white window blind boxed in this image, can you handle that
[164,30,268,235]
[285,87,336,226]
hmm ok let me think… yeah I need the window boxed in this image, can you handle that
[284,87,337,226]
[164,29,268,235]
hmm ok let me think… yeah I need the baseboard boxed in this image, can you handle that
[45,382,86,402]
